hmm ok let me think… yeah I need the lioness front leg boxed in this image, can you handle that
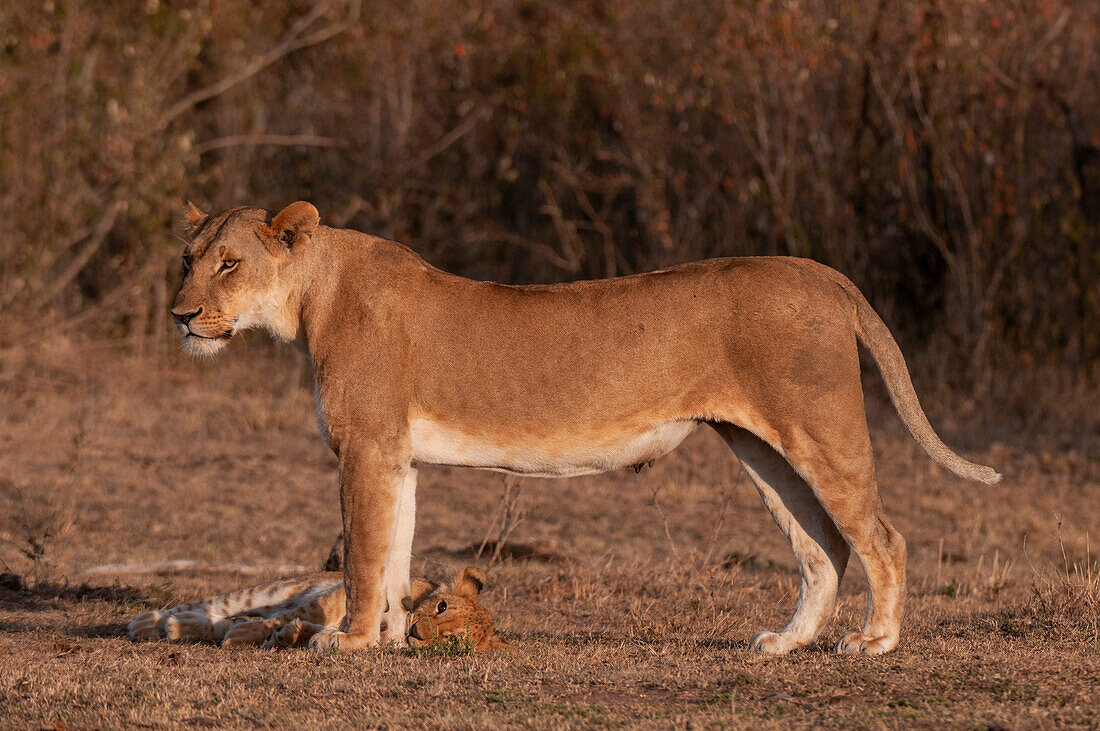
[380,467,416,646]
[309,437,407,654]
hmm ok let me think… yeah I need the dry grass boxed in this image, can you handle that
[0,336,1097,728]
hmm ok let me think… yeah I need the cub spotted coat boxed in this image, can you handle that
[128,567,507,651]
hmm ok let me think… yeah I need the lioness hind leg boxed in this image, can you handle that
[714,424,850,654]
[831,507,905,655]
[778,424,907,655]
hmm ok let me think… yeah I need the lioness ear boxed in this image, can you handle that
[267,201,320,251]
[182,200,207,235]
[403,577,439,611]
[452,566,487,598]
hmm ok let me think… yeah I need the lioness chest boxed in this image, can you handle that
[409,416,699,478]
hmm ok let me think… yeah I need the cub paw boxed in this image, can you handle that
[835,631,896,656]
[221,619,276,648]
[128,610,168,640]
[263,619,304,649]
[164,615,184,641]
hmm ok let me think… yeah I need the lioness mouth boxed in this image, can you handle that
[186,331,233,341]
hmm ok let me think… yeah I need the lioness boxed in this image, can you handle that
[170,201,999,656]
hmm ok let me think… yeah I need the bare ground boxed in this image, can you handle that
[0,336,1096,729]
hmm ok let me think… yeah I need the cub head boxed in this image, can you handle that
[405,567,510,652]
[170,201,320,357]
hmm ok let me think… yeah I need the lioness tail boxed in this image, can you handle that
[837,276,1002,484]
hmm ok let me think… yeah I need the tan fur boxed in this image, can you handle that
[127,568,507,652]
[169,201,1000,656]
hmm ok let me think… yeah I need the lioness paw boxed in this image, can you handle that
[380,610,410,648]
[307,628,377,654]
[748,630,800,655]
[308,628,347,654]
[835,631,896,656]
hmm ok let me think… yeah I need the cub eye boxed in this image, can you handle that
[435,600,447,615]
[219,259,238,273]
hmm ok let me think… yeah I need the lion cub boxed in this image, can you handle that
[128,566,508,651]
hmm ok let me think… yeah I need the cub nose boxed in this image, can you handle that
[172,307,202,326]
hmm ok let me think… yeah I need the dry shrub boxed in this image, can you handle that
[1028,529,1098,640]
[475,475,528,567]
[1,0,1097,407]
[0,491,76,585]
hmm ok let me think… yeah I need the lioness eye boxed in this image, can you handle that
[435,600,447,614]
[219,259,238,273]
[181,255,192,275]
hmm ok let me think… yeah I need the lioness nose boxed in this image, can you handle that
[172,307,202,325]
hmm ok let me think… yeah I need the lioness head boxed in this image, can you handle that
[170,201,319,356]
[405,567,510,652]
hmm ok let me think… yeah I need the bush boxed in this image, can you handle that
[1,0,1096,393]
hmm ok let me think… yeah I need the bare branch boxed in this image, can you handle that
[81,560,313,577]
[463,229,582,274]
[194,134,346,155]
[537,179,585,268]
[37,200,126,309]
[477,475,526,568]
[160,0,360,126]
[701,463,745,569]
[552,162,621,278]
[868,64,958,273]
[648,484,684,564]
[406,106,492,171]
[905,59,977,253]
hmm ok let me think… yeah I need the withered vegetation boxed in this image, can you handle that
[0,343,1096,727]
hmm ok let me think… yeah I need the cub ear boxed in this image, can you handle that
[182,200,208,235]
[403,577,439,611]
[452,566,487,598]
[267,201,320,251]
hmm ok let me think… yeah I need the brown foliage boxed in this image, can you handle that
[1,0,1097,391]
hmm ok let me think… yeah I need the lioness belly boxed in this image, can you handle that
[410,417,698,477]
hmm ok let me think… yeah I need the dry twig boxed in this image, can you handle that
[476,475,527,567]
[81,560,312,577]
[160,0,361,127]
[194,134,346,156]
